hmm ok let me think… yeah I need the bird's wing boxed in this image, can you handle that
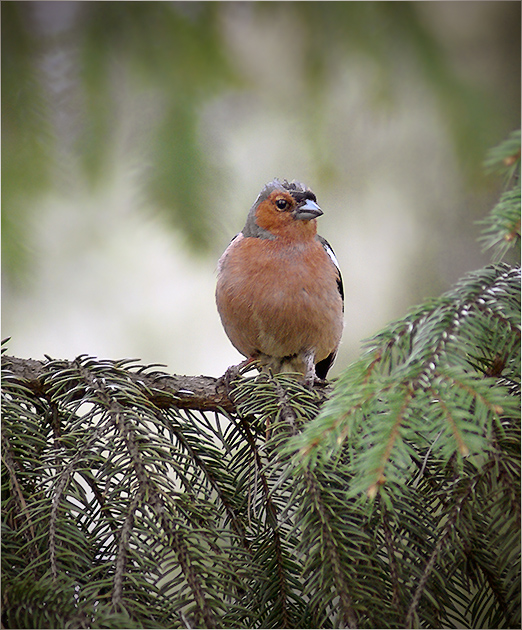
[317,235,344,307]
[314,235,344,379]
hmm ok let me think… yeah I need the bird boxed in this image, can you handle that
[216,178,344,383]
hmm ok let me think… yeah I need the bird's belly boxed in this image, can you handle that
[252,280,341,359]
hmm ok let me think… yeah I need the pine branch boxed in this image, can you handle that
[1,433,38,552]
[302,466,358,629]
[1,354,333,417]
[2,354,236,413]
[480,129,520,261]
[483,129,521,175]
[2,327,519,628]
[292,263,520,497]
[404,479,473,628]
[381,503,401,610]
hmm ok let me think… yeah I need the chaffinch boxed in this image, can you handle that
[216,179,344,382]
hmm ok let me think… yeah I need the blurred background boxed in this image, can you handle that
[3,1,520,378]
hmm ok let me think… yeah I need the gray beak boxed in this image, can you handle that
[294,199,323,220]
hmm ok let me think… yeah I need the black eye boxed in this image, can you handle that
[275,198,288,210]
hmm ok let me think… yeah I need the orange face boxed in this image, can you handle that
[254,191,319,240]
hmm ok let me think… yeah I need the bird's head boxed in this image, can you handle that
[243,179,323,239]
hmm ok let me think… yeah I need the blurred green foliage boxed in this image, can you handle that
[267,1,505,169]
[2,1,55,277]
[78,1,237,247]
[2,1,520,280]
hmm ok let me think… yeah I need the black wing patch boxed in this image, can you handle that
[315,354,335,380]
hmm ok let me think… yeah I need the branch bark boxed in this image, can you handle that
[2,354,236,413]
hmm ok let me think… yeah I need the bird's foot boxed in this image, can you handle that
[218,358,256,395]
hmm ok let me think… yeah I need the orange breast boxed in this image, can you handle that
[216,236,343,361]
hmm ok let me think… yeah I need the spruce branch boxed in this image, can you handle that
[292,263,520,497]
[2,355,234,413]
[1,432,38,550]
[404,479,473,628]
[1,354,332,417]
[227,372,323,628]
[113,486,146,611]
[381,503,401,610]
[483,129,521,176]
[480,129,521,261]
[302,466,358,629]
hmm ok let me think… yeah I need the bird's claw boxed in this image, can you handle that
[218,358,256,396]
